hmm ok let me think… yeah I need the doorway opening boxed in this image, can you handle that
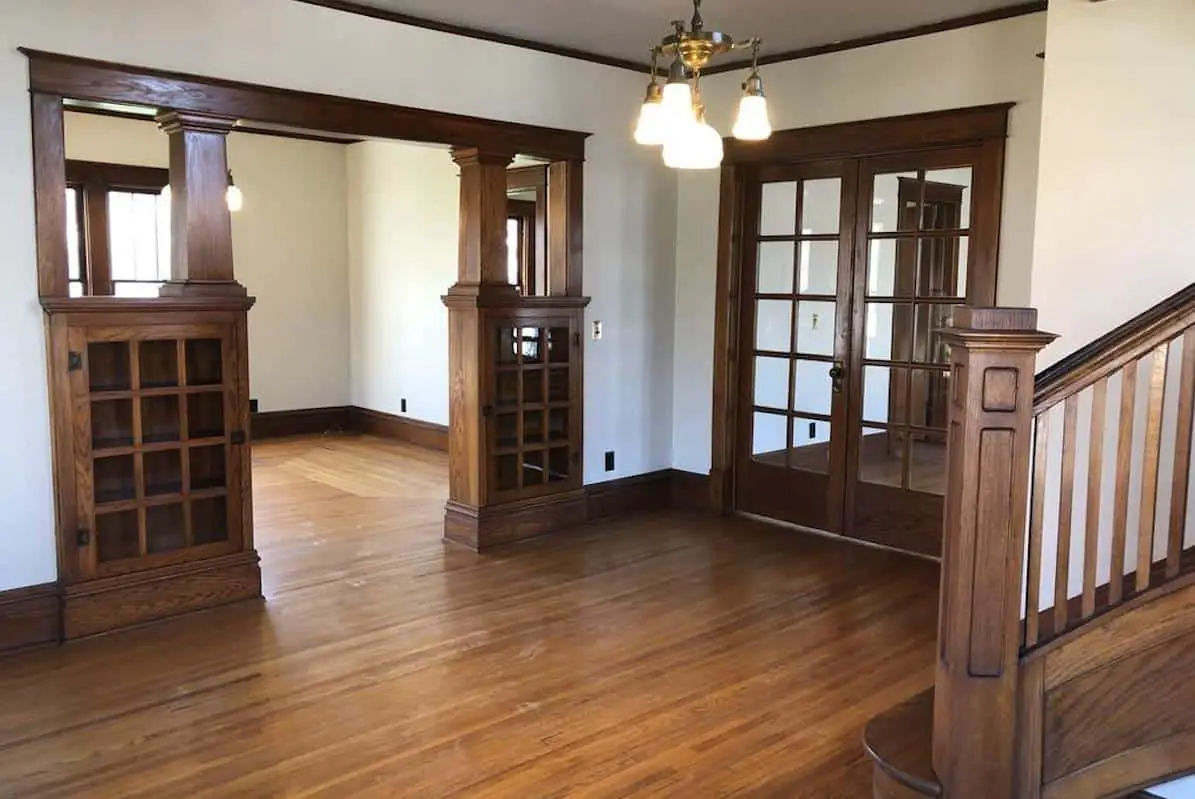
[712,106,1011,557]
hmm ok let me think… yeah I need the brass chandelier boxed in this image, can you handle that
[633,0,772,169]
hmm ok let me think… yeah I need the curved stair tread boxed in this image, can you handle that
[863,688,942,797]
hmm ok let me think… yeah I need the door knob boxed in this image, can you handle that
[829,362,845,394]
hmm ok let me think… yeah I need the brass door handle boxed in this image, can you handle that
[829,362,845,394]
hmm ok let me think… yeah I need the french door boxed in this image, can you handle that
[735,146,997,557]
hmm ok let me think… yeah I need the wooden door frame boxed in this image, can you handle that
[709,104,1012,514]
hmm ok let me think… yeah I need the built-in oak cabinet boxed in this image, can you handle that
[45,298,260,639]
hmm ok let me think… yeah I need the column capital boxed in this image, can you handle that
[451,147,516,169]
[155,110,239,136]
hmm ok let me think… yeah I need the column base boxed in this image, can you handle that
[444,491,587,551]
[159,280,248,298]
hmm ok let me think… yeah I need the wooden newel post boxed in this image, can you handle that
[933,308,1056,799]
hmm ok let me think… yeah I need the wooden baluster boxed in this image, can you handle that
[1081,379,1108,619]
[1025,412,1049,647]
[933,307,1055,799]
[1054,395,1079,633]
[1110,361,1138,605]
[1136,346,1170,592]
[1167,329,1195,578]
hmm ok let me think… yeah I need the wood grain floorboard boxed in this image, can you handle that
[0,434,940,798]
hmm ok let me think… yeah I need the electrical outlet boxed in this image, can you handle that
[401,398,407,413]
[808,422,816,440]
[249,398,259,414]
[592,320,603,340]
[604,451,615,472]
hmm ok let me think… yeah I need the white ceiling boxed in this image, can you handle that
[340,0,1036,68]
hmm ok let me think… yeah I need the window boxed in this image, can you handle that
[107,190,171,297]
[507,199,536,295]
[65,160,171,296]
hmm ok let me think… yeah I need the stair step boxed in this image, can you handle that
[863,689,941,798]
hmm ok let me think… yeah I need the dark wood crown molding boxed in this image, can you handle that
[292,0,1047,78]
[292,0,655,74]
[21,49,589,161]
[704,1,1048,75]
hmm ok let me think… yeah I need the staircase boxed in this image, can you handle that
[864,285,1195,799]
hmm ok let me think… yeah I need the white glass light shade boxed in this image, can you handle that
[733,94,773,141]
[226,184,244,213]
[661,80,695,127]
[634,97,667,146]
[663,117,724,170]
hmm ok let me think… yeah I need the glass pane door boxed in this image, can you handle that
[847,152,976,555]
[737,161,857,533]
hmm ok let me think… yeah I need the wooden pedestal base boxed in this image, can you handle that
[444,490,587,551]
[61,551,262,639]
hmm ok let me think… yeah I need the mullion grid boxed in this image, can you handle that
[754,177,839,470]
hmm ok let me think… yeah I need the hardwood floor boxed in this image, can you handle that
[0,434,940,798]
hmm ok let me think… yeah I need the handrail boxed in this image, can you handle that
[1034,282,1195,412]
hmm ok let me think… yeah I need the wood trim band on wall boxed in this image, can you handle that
[704,2,1048,75]
[0,583,60,653]
[724,103,1013,165]
[65,160,169,190]
[21,49,590,161]
[64,104,365,146]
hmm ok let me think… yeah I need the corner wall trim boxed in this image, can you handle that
[0,583,60,653]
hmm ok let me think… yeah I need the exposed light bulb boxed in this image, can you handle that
[633,82,667,146]
[158,181,243,212]
[732,74,772,141]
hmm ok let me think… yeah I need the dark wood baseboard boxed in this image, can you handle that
[670,470,712,512]
[353,407,449,451]
[61,552,262,640]
[445,490,588,550]
[0,583,59,653]
[585,469,714,520]
[251,406,354,439]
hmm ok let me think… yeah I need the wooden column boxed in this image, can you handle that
[155,110,245,298]
[442,147,517,548]
[933,308,1056,799]
[547,160,583,297]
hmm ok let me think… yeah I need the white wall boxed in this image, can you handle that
[0,0,678,590]
[347,140,457,424]
[670,13,1047,474]
[62,111,352,413]
[1031,0,1195,366]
